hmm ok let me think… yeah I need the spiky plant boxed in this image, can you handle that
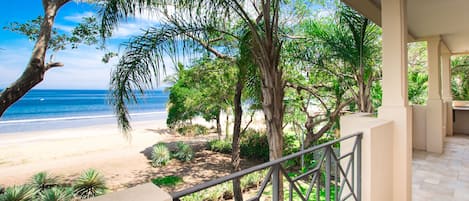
[173,142,194,162]
[0,185,38,201]
[72,169,106,199]
[30,172,58,192]
[39,187,73,201]
[151,143,171,167]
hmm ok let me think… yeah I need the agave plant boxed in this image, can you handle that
[72,169,107,199]
[30,172,58,192]
[173,142,194,162]
[0,185,38,201]
[39,187,73,201]
[151,143,171,167]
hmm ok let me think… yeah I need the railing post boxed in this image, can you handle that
[325,147,331,201]
[272,164,280,201]
[357,134,362,201]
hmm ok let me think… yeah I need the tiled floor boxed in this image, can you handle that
[413,135,469,201]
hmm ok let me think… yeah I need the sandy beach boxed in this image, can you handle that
[0,119,225,191]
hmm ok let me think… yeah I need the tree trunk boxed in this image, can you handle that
[216,112,222,140]
[226,110,230,138]
[0,0,69,117]
[232,79,244,201]
[259,65,284,200]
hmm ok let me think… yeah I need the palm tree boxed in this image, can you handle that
[307,4,381,113]
[99,1,286,199]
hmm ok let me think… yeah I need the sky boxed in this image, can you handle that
[0,1,334,90]
[0,1,170,90]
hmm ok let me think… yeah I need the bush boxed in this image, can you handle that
[72,169,107,199]
[151,176,183,187]
[173,142,194,162]
[151,143,171,167]
[39,187,73,201]
[240,129,270,162]
[207,139,232,154]
[0,185,38,201]
[30,172,58,192]
[177,124,208,136]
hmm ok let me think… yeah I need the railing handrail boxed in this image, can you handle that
[171,132,363,199]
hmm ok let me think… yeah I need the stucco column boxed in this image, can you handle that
[377,0,412,201]
[441,50,453,136]
[426,37,444,153]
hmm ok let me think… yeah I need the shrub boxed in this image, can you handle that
[151,143,171,167]
[39,187,73,201]
[240,129,270,162]
[151,176,183,187]
[207,139,232,154]
[30,172,58,192]
[72,169,107,199]
[177,124,208,136]
[173,142,194,162]
[0,185,38,201]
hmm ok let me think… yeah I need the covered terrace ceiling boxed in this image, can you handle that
[342,0,469,54]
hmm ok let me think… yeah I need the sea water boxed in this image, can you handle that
[0,89,168,133]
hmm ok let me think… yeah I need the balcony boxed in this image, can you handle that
[413,135,469,201]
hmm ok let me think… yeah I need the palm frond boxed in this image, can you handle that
[109,21,221,134]
[98,0,162,38]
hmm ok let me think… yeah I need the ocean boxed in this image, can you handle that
[0,89,169,133]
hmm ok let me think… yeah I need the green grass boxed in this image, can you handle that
[151,176,183,187]
[262,180,339,201]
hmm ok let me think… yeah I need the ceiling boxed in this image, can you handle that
[343,0,469,54]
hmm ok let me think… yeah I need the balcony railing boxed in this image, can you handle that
[172,132,363,201]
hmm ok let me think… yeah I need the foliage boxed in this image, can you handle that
[207,139,232,154]
[72,169,107,199]
[452,55,469,100]
[176,124,208,136]
[208,130,300,162]
[29,172,58,192]
[166,58,237,129]
[0,185,38,201]
[151,143,171,167]
[181,170,267,201]
[240,129,270,162]
[151,176,183,187]
[296,4,382,113]
[408,42,428,104]
[39,187,73,201]
[3,16,109,55]
[173,142,194,162]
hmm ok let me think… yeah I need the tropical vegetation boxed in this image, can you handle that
[0,170,107,201]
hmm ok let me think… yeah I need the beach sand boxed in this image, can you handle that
[0,112,266,193]
[0,119,224,191]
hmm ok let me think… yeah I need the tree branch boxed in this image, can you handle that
[45,61,64,70]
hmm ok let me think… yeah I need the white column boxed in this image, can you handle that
[426,37,444,153]
[377,0,412,201]
[441,49,453,136]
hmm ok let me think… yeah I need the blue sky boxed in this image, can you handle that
[0,1,168,89]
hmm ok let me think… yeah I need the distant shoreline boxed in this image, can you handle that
[0,111,168,134]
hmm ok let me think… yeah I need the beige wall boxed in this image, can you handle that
[341,114,394,201]
[412,105,427,150]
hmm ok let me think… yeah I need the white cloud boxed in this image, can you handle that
[0,42,177,89]
[54,24,74,33]
[63,11,95,23]
[110,22,148,39]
